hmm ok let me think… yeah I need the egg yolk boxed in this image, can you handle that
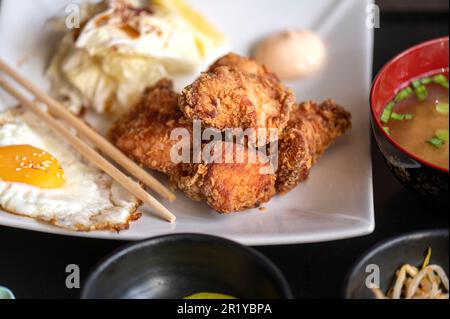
[0,145,66,189]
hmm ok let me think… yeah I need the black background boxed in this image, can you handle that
[0,2,449,299]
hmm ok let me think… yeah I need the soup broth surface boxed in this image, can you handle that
[386,83,449,170]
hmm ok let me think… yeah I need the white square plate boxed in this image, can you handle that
[0,0,374,245]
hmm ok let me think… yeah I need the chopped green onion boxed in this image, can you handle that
[432,74,449,89]
[416,89,428,101]
[386,101,396,110]
[421,77,432,85]
[436,102,449,114]
[381,109,391,123]
[426,137,444,148]
[391,113,413,121]
[435,129,449,141]
[412,80,421,88]
[380,101,395,124]
[383,127,391,135]
[404,114,414,120]
[412,80,428,101]
[426,129,448,149]
[394,86,414,103]
[391,113,404,121]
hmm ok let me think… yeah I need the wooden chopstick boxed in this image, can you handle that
[0,77,176,223]
[0,58,176,202]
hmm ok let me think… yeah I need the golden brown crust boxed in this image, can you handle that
[110,79,181,140]
[171,163,207,202]
[276,128,313,194]
[174,141,276,213]
[289,100,352,159]
[73,208,142,232]
[276,100,352,194]
[180,54,295,143]
[209,53,279,80]
[110,79,191,176]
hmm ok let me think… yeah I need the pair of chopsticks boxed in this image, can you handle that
[0,58,176,223]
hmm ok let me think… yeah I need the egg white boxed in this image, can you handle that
[0,108,141,231]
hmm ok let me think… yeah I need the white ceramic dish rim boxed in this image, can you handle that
[0,0,375,245]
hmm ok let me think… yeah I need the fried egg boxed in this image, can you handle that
[0,108,141,231]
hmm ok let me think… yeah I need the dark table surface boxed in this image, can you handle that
[0,7,449,300]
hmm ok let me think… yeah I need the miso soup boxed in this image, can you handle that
[380,73,449,170]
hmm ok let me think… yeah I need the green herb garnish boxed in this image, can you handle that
[394,86,414,103]
[421,77,432,85]
[436,102,449,114]
[391,113,404,121]
[380,74,448,125]
[426,129,448,148]
[412,80,428,101]
[435,129,449,141]
[412,80,421,88]
[426,137,444,148]
[391,113,414,121]
[381,109,392,124]
[432,74,449,89]
[381,101,395,124]
[383,127,391,135]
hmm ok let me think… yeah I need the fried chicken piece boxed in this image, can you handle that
[111,63,351,213]
[174,141,276,213]
[209,53,279,80]
[276,100,352,194]
[180,55,295,144]
[111,79,275,213]
[110,79,191,176]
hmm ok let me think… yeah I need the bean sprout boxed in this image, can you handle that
[370,248,449,299]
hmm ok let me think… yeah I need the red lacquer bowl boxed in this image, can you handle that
[371,37,449,208]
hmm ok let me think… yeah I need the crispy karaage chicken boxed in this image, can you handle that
[276,100,352,194]
[209,53,279,80]
[173,141,276,213]
[179,55,295,143]
[110,53,353,214]
[110,79,191,176]
[111,79,276,213]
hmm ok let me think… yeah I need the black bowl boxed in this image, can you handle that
[81,234,292,299]
[344,229,449,299]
